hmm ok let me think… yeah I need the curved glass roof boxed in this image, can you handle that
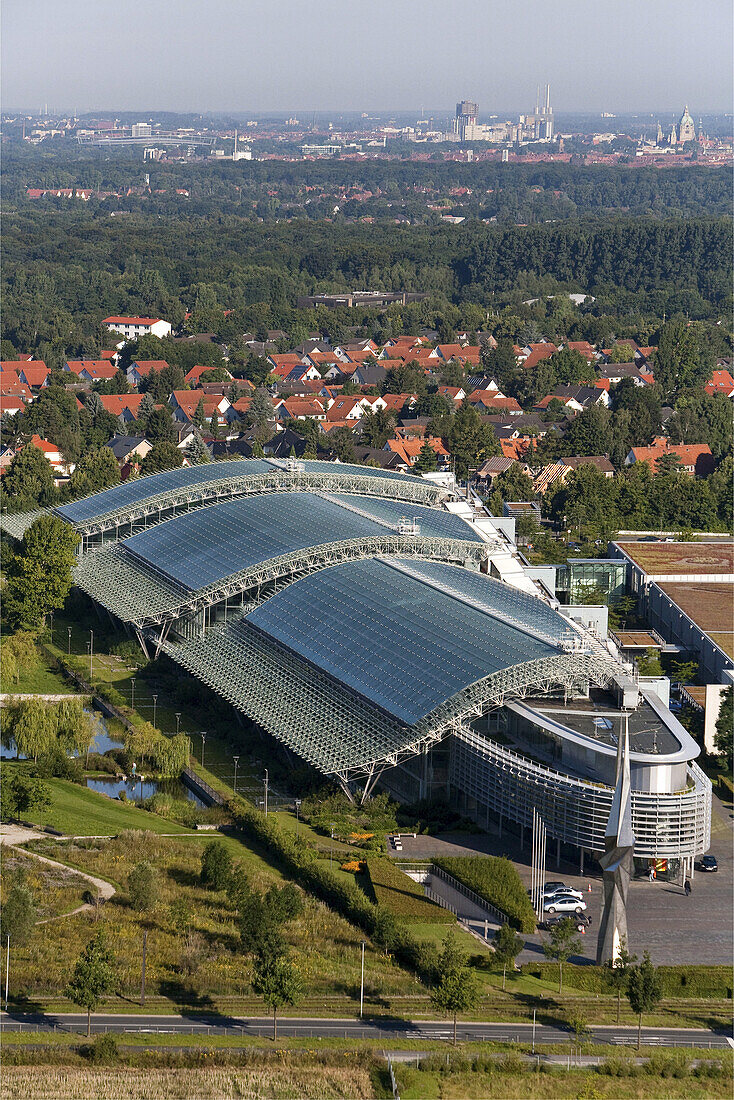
[247,558,569,725]
[55,458,425,526]
[122,491,482,593]
[56,459,273,524]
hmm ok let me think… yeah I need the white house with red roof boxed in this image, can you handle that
[704,368,734,398]
[28,435,73,477]
[385,436,450,470]
[65,360,119,382]
[103,316,172,339]
[274,397,327,422]
[16,364,49,389]
[168,391,233,426]
[99,394,146,422]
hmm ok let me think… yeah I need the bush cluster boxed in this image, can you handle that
[366,859,454,924]
[227,797,441,983]
[434,856,536,933]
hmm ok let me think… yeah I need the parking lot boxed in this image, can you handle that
[391,794,733,965]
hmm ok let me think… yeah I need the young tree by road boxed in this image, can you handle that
[251,945,302,1041]
[65,931,116,1036]
[604,936,637,1024]
[430,932,480,1045]
[627,950,662,1049]
[492,921,524,991]
[542,918,582,994]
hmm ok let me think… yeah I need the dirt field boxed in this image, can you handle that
[0,1066,377,1100]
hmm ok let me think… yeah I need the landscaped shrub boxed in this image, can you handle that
[366,859,454,924]
[227,796,441,983]
[434,856,536,933]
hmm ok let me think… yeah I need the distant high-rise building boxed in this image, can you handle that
[454,100,479,140]
[131,122,151,138]
[533,84,553,141]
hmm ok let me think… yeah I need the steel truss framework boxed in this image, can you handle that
[159,616,617,799]
[73,536,495,631]
[61,470,450,543]
[451,725,711,860]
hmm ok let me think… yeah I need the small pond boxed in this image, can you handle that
[85,775,207,808]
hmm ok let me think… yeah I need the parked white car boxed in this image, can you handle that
[543,886,584,902]
[543,894,587,915]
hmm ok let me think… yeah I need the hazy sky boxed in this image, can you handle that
[3,0,732,115]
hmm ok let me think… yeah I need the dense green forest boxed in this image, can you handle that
[2,205,731,362]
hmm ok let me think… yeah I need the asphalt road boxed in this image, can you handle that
[1,1013,730,1048]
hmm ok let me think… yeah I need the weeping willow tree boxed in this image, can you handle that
[124,723,190,776]
[11,698,56,763]
[55,698,95,763]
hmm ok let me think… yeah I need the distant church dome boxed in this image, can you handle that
[677,105,695,144]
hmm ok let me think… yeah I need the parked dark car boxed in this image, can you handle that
[700,855,718,872]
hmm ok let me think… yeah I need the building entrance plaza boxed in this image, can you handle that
[390,787,732,966]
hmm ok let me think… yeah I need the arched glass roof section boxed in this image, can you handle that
[45,457,449,540]
[56,460,275,524]
[123,491,484,593]
[247,558,577,726]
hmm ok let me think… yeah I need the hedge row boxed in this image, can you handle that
[366,859,454,924]
[434,856,536,933]
[716,775,733,801]
[227,798,441,983]
[522,962,733,998]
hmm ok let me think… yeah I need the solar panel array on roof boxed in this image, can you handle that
[327,494,483,543]
[55,458,425,525]
[247,558,564,725]
[56,460,273,523]
[122,491,442,592]
[400,557,567,640]
[265,458,424,483]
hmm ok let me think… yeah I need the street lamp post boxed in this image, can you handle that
[330,822,334,869]
[49,611,54,645]
[67,627,72,656]
[152,695,158,728]
[131,678,136,711]
[201,732,206,767]
[294,799,301,840]
[89,629,94,682]
[360,941,365,1017]
[233,755,239,795]
[263,769,269,816]
[175,713,181,736]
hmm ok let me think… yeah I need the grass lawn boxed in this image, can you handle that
[10,830,428,1007]
[9,773,192,837]
[5,651,73,696]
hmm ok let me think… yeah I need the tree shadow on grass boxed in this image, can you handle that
[166,866,202,889]
[510,990,571,1030]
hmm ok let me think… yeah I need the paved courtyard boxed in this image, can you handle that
[391,794,733,965]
